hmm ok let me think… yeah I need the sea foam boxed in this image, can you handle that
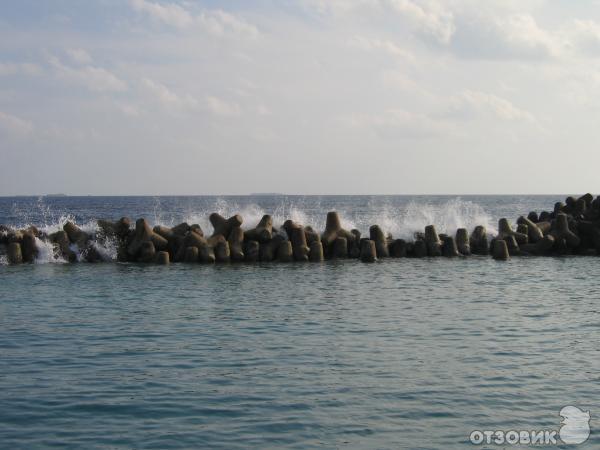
[1,196,497,265]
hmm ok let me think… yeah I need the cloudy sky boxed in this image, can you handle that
[1,0,600,195]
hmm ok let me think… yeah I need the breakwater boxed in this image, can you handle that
[1,194,598,264]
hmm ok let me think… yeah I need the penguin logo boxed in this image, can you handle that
[559,406,591,445]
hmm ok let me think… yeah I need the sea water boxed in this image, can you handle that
[1,195,599,449]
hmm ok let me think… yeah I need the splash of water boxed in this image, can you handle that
[33,237,66,264]
[1,197,498,265]
[91,237,119,262]
[390,198,497,240]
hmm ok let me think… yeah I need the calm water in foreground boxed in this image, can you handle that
[1,195,599,449]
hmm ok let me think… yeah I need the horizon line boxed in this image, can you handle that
[0,193,588,198]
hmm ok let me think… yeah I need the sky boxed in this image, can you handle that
[1,0,600,195]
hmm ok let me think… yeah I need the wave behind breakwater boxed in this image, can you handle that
[0,195,561,265]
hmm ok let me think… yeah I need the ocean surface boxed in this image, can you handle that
[1,195,599,449]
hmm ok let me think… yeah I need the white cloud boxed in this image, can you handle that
[141,77,199,109]
[537,63,600,109]
[500,14,558,58]
[67,48,93,64]
[564,20,600,55]
[349,36,414,60]
[380,70,435,101]
[0,111,33,137]
[130,0,193,28]
[6,0,600,194]
[442,10,560,60]
[421,6,600,61]
[49,56,127,92]
[130,0,258,37]
[78,67,127,92]
[199,10,259,38]
[385,0,455,45]
[305,0,454,44]
[142,78,241,117]
[344,109,451,139]
[206,96,241,117]
[301,0,379,16]
[340,89,538,143]
[63,66,127,92]
[448,90,536,122]
[116,102,142,117]
[306,0,562,60]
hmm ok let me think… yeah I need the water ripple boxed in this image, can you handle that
[1,258,600,449]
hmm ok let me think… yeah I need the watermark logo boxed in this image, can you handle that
[470,406,590,446]
[559,406,591,445]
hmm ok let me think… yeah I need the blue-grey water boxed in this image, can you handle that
[1,195,599,449]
